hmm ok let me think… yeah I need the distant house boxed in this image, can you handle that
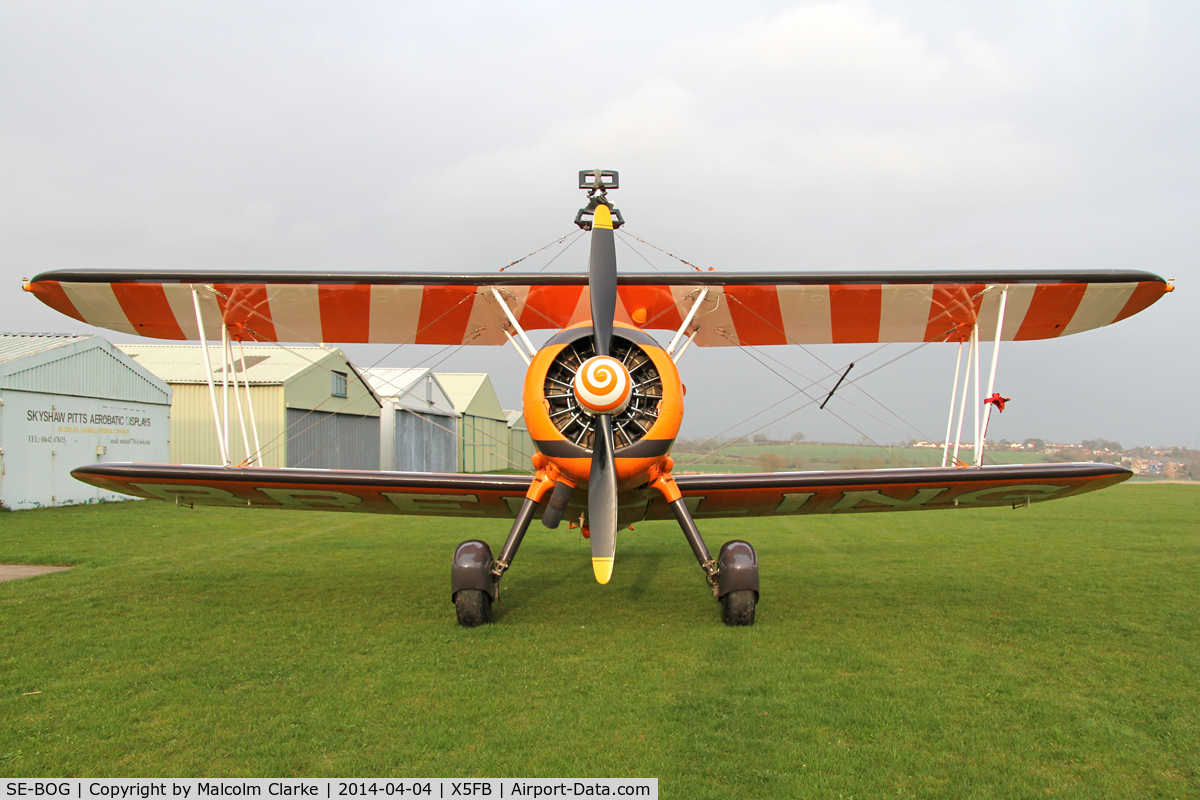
[118,344,380,470]
[435,373,511,473]
[361,368,459,473]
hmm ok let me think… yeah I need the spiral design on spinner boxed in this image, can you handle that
[573,356,631,415]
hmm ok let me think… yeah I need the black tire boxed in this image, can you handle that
[721,590,756,627]
[455,589,492,627]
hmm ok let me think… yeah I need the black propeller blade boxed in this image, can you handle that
[586,204,619,584]
[589,205,617,358]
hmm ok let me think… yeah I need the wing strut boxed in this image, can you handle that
[976,288,1009,466]
[666,287,709,357]
[491,288,537,362]
[193,286,230,467]
[951,324,977,467]
[941,340,965,468]
[237,340,264,466]
[190,284,268,468]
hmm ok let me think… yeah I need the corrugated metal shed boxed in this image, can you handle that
[115,344,346,385]
[363,368,459,473]
[0,333,89,363]
[435,373,512,473]
[1,333,171,510]
[436,373,507,421]
[1,333,170,404]
[507,409,535,468]
[285,408,381,470]
[118,344,380,469]
[363,368,458,417]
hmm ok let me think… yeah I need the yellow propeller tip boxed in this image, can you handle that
[592,557,614,584]
[592,204,613,230]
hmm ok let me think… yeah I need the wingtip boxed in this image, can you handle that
[592,557,614,584]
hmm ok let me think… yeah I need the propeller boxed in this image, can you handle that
[585,203,619,584]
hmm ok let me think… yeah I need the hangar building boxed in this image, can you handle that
[361,368,459,473]
[507,409,535,469]
[434,373,511,473]
[118,344,380,470]
[0,333,171,510]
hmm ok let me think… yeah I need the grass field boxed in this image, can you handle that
[2,485,1199,796]
[673,442,1049,473]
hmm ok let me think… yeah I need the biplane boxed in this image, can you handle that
[24,171,1171,626]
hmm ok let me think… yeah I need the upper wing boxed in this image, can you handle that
[26,269,1169,346]
[73,461,1128,520]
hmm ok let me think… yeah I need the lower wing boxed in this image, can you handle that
[73,461,1129,519]
[664,462,1130,517]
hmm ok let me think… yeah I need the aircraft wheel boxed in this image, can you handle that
[721,589,756,626]
[455,588,492,627]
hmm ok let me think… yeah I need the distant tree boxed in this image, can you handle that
[752,433,768,443]
[1023,438,1045,452]
[759,452,786,472]
[1046,447,1089,463]
[790,431,805,442]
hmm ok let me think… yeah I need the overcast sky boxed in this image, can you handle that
[3,1,1196,449]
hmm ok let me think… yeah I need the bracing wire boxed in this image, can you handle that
[499,230,582,272]
[207,287,535,473]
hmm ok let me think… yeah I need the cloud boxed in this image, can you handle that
[1,1,1194,445]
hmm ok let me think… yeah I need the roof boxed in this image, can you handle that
[505,409,527,431]
[0,333,171,404]
[361,367,458,417]
[434,372,507,421]
[0,333,91,364]
[116,344,349,385]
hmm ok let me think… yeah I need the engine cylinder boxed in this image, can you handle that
[521,323,684,485]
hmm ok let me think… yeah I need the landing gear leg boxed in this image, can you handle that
[493,496,539,586]
[451,461,561,627]
[665,495,759,627]
[451,496,540,627]
[668,498,720,591]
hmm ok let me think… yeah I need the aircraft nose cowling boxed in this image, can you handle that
[573,355,631,416]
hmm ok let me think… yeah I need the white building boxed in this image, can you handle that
[0,334,171,510]
[361,368,459,473]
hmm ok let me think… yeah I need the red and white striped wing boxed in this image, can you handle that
[25,270,1169,345]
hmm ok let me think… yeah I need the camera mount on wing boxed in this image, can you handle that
[574,169,625,231]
